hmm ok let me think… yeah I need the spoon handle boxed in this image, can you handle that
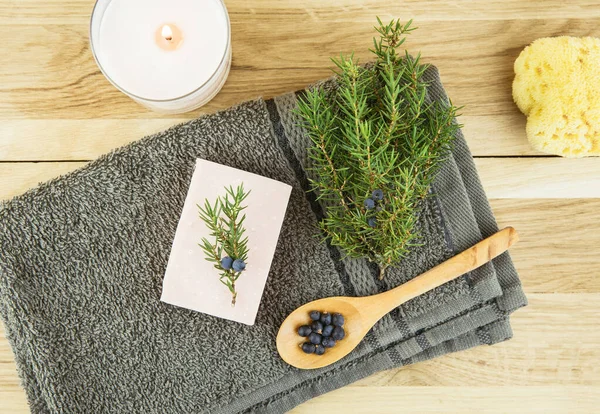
[368,227,519,321]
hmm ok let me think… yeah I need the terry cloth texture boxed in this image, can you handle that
[0,66,527,414]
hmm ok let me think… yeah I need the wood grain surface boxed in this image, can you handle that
[1,0,599,412]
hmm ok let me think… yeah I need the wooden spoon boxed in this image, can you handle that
[276,227,519,369]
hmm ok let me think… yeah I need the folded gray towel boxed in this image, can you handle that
[0,65,526,414]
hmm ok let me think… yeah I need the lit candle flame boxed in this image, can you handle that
[162,25,173,42]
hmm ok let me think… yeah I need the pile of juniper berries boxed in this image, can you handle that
[298,311,345,355]
[364,189,384,228]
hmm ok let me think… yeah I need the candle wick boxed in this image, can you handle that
[162,25,174,42]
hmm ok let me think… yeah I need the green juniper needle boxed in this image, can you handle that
[295,18,462,279]
[198,184,250,306]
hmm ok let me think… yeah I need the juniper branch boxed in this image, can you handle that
[198,184,250,306]
[295,18,461,279]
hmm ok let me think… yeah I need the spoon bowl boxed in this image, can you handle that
[276,227,519,369]
[276,296,369,369]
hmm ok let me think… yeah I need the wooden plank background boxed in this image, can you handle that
[1,0,599,412]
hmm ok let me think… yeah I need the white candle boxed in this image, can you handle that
[90,0,231,114]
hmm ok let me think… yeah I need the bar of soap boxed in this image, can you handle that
[160,159,292,325]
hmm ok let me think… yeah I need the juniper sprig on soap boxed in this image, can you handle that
[295,18,461,279]
[198,184,250,306]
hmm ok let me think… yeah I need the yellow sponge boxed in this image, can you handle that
[512,36,600,157]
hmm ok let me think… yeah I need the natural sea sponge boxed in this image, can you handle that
[512,36,600,157]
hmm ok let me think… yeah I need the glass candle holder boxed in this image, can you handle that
[90,0,231,114]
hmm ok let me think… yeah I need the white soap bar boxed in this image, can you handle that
[161,159,292,325]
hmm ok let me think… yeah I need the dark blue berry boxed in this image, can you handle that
[308,332,322,345]
[298,325,312,337]
[314,345,326,356]
[332,326,345,341]
[320,312,332,325]
[301,342,316,354]
[372,189,384,201]
[367,217,377,228]
[311,321,323,333]
[220,256,233,270]
[309,310,321,321]
[332,313,345,327]
[232,259,246,272]
[322,324,334,337]
[321,337,336,348]
[364,198,376,210]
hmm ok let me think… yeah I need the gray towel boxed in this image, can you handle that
[0,66,526,414]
